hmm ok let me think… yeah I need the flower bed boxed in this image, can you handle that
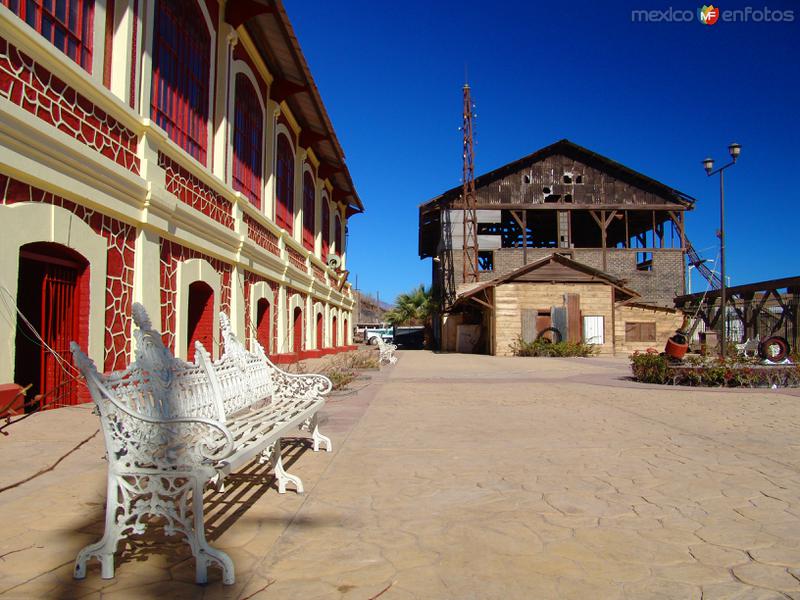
[630,350,800,388]
[510,336,598,357]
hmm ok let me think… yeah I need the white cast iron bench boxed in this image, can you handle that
[70,303,332,586]
[376,336,398,365]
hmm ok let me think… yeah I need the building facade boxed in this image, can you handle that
[0,0,363,408]
[419,140,693,355]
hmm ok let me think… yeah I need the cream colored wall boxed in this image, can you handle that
[614,305,684,355]
[493,282,615,356]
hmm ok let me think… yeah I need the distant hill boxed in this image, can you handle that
[355,291,392,323]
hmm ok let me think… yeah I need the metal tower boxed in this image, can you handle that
[461,84,479,283]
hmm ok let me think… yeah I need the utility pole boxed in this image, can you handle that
[462,83,479,283]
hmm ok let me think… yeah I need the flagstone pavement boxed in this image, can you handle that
[1,351,800,599]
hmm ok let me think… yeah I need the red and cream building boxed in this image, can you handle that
[0,0,363,408]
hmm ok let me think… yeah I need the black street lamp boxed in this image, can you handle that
[702,142,741,358]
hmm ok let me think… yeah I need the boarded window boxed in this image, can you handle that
[625,322,656,342]
[582,315,604,345]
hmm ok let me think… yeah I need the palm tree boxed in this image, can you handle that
[385,285,433,326]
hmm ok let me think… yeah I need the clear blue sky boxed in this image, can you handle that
[286,0,799,304]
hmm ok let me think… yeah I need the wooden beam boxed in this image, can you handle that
[624,210,629,249]
[522,210,528,265]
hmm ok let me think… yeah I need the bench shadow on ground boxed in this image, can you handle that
[47,437,333,599]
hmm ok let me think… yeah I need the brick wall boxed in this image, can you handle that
[449,247,684,306]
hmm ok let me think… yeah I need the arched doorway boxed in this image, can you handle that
[316,312,323,349]
[256,298,271,354]
[293,307,303,354]
[14,242,89,411]
[331,315,338,347]
[343,317,349,346]
[187,281,214,361]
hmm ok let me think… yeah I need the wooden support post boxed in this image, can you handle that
[601,210,607,271]
[522,210,528,264]
[624,211,629,249]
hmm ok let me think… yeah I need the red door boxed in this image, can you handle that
[316,313,323,349]
[187,281,213,361]
[15,244,87,410]
[256,298,271,354]
[293,307,303,354]
[332,316,338,347]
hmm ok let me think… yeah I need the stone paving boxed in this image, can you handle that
[1,351,800,598]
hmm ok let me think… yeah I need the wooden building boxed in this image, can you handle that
[0,0,362,409]
[419,140,690,355]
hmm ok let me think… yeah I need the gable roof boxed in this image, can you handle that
[421,138,695,211]
[457,253,640,302]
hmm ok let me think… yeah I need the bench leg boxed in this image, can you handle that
[267,440,304,494]
[188,476,235,585]
[312,424,332,453]
[74,474,124,580]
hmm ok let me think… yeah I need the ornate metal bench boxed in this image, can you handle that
[376,336,398,365]
[70,304,332,586]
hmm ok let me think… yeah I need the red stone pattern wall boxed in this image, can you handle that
[244,213,280,256]
[158,152,234,230]
[0,175,136,372]
[159,239,232,353]
[287,246,307,272]
[312,264,326,284]
[242,270,279,353]
[0,39,140,175]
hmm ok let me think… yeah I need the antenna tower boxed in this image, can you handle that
[461,83,479,283]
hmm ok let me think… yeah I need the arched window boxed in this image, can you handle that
[151,0,210,163]
[334,212,343,254]
[275,134,294,233]
[316,312,323,349]
[302,172,315,251]
[321,198,330,259]
[2,0,95,71]
[331,315,338,347]
[232,74,263,209]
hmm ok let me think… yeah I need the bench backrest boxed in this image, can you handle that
[207,313,275,416]
[71,303,226,470]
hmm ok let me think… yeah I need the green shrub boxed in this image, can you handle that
[510,336,598,358]
[630,352,800,387]
[629,350,669,384]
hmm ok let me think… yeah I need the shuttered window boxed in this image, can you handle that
[151,0,210,164]
[275,134,294,232]
[232,74,263,208]
[302,171,315,250]
[321,199,330,259]
[625,321,656,342]
[3,0,94,70]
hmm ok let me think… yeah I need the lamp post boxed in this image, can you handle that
[702,142,741,358]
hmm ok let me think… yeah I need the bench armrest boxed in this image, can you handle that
[271,371,332,401]
[72,343,235,469]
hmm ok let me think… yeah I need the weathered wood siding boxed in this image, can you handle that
[494,282,614,356]
[614,305,684,355]
[474,154,675,207]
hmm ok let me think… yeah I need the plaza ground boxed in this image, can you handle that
[1,352,800,599]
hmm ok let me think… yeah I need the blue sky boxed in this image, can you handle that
[286,0,799,304]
